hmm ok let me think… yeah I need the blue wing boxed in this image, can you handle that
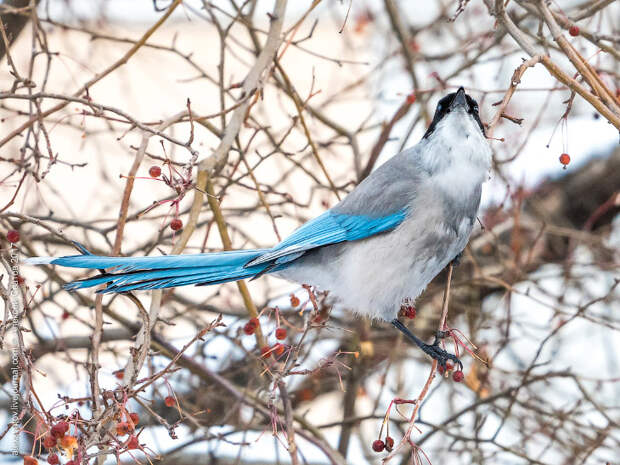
[246,209,407,267]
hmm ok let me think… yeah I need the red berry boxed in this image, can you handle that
[406,93,416,105]
[290,294,300,307]
[170,218,183,231]
[16,275,25,285]
[559,153,570,167]
[127,435,139,450]
[47,454,59,465]
[24,456,38,465]
[273,343,286,356]
[452,370,465,382]
[114,370,124,380]
[385,436,395,451]
[569,25,579,36]
[275,328,287,340]
[372,439,385,452]
[50,422,68,438]
[61,310,70,320]
[164,395,175,407]
[43,434,56,448]
[129,412,140,426]
[260,346,272,358]
[149,166,162,177]
[116,422,129,436]
[243,322,256,335]
[6,229,20,243]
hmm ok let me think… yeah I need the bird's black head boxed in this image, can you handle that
[423,87,485,139]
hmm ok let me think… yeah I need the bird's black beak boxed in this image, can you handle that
[450,87,467,110]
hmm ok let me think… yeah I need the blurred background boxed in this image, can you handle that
[1,0,619,464]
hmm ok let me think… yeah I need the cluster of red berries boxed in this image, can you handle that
[6,229,20,243]
[39,421,73,464]
[400,304,416,319]
[116,412,140,436]
[243,317,260,335]
[437,362,465,382]
[372,435,395,453]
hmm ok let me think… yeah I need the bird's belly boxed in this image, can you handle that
[277,212,474,321]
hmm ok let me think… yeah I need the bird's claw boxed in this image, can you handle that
[421,341,463,371]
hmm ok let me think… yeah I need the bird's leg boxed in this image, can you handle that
[392,319,462,370]
[451,251,463,266]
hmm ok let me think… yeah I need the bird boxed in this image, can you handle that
[25,87,491,368]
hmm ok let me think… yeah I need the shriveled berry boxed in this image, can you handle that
[559,153,570,167]
[61,311,70,320]
[372,439,385,452]
[453,370,465,382]
[43,434,56,448]
[6,229,20,243]
[400,305,417,320]
[273,343,286,356]
[260,346,272,358]
[24,456,38,465]
[290,294,300,307]
[60,435,76,449]
[438,361,454,375]
[385,436,395,451]
[275,328,287,340]
[116,422,130,436]
[569,25,579,36]
[47,454,59,465]
[16,275,25,285]
[170,218,183,231]
[129,412,140,426]
[164,396,175,407]
[50,422,69,438]
[149,166,162,178]
[406,93,416,105]
[127,435,139,450]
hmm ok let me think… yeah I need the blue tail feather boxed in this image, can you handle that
[54,249,272,293]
